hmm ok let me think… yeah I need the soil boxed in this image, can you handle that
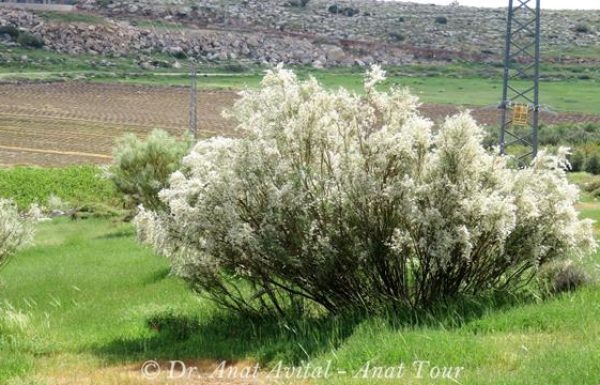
[0,82,598,167]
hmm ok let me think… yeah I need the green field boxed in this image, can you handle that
[0,166,118,209]
[1,176,599,384]
[84,72,600,115]
[2,46,599,115]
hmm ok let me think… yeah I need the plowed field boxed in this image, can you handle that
[0,82,598,167]
[0,82,237,166]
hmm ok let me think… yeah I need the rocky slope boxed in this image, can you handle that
[1,0,599,67]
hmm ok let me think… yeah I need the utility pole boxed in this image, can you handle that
[499,0,541,162]
[189,62,198,139]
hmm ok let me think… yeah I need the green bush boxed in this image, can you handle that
[539,261,590,295]
[16,32,44,48]
[539,123,600,146]
[569,150,586,172]
[574,23,591,33]
[0,166,117,210]
[328,4,359,16]
[585,176,600,192]
[109,129,191,211]
[435,16,448,24]
[0,26,19,39]
[585,153,600,175]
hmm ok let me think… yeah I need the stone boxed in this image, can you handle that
[139,61,154,70]
[0,3,597,68]
[312,59,324,69]
[324,45,345,62]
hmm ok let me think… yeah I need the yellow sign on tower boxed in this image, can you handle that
[512,104,529,127]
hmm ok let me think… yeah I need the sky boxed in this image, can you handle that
[390,0,600,10]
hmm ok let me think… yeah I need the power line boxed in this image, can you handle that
[189,62,198,139]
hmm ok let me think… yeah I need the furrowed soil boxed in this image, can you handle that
[0,82,237,166]
[0,82,598,167]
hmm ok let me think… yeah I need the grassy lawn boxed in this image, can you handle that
[0,189,599,384]
[88,72,600,115]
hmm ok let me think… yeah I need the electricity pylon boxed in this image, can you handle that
[189,63,198,139]
[499,0,541,162]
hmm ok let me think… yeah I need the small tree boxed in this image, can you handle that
[109,129,191,211]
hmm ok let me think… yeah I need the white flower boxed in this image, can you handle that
[364,64,386,92]
[0,200,35,265]
[134,65,597,312]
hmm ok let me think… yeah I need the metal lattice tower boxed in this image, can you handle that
[499,0,541,161]
[189,63,198,139]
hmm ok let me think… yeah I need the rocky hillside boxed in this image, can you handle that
[1,0,599,67]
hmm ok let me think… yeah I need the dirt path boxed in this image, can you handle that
[35,359,305,385]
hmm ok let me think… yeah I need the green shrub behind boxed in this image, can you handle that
[16,32,44,48]
[109,129,191,211]
[0,26,19,39]
[585,153,600,175]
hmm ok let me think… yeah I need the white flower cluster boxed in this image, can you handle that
[0,200,35,269]
[135,65,597,312]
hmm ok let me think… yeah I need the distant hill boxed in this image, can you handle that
[1,0,599,66]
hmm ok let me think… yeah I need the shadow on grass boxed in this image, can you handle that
[141,267,171,285]
[92,310,365,365]
[92,290,532,366]
[96,227,135,240]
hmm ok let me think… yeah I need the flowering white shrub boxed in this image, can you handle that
[136,65,597,314]
[0,200,34,271]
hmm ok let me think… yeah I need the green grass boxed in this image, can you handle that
[1,46,599,114]
[0,166,118,209]
[0,186,598,384]
[311,283,600,384]
[0,218,357,383]
[89,71,600,114]
[0,218,201,382]
[545,45,600,59]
